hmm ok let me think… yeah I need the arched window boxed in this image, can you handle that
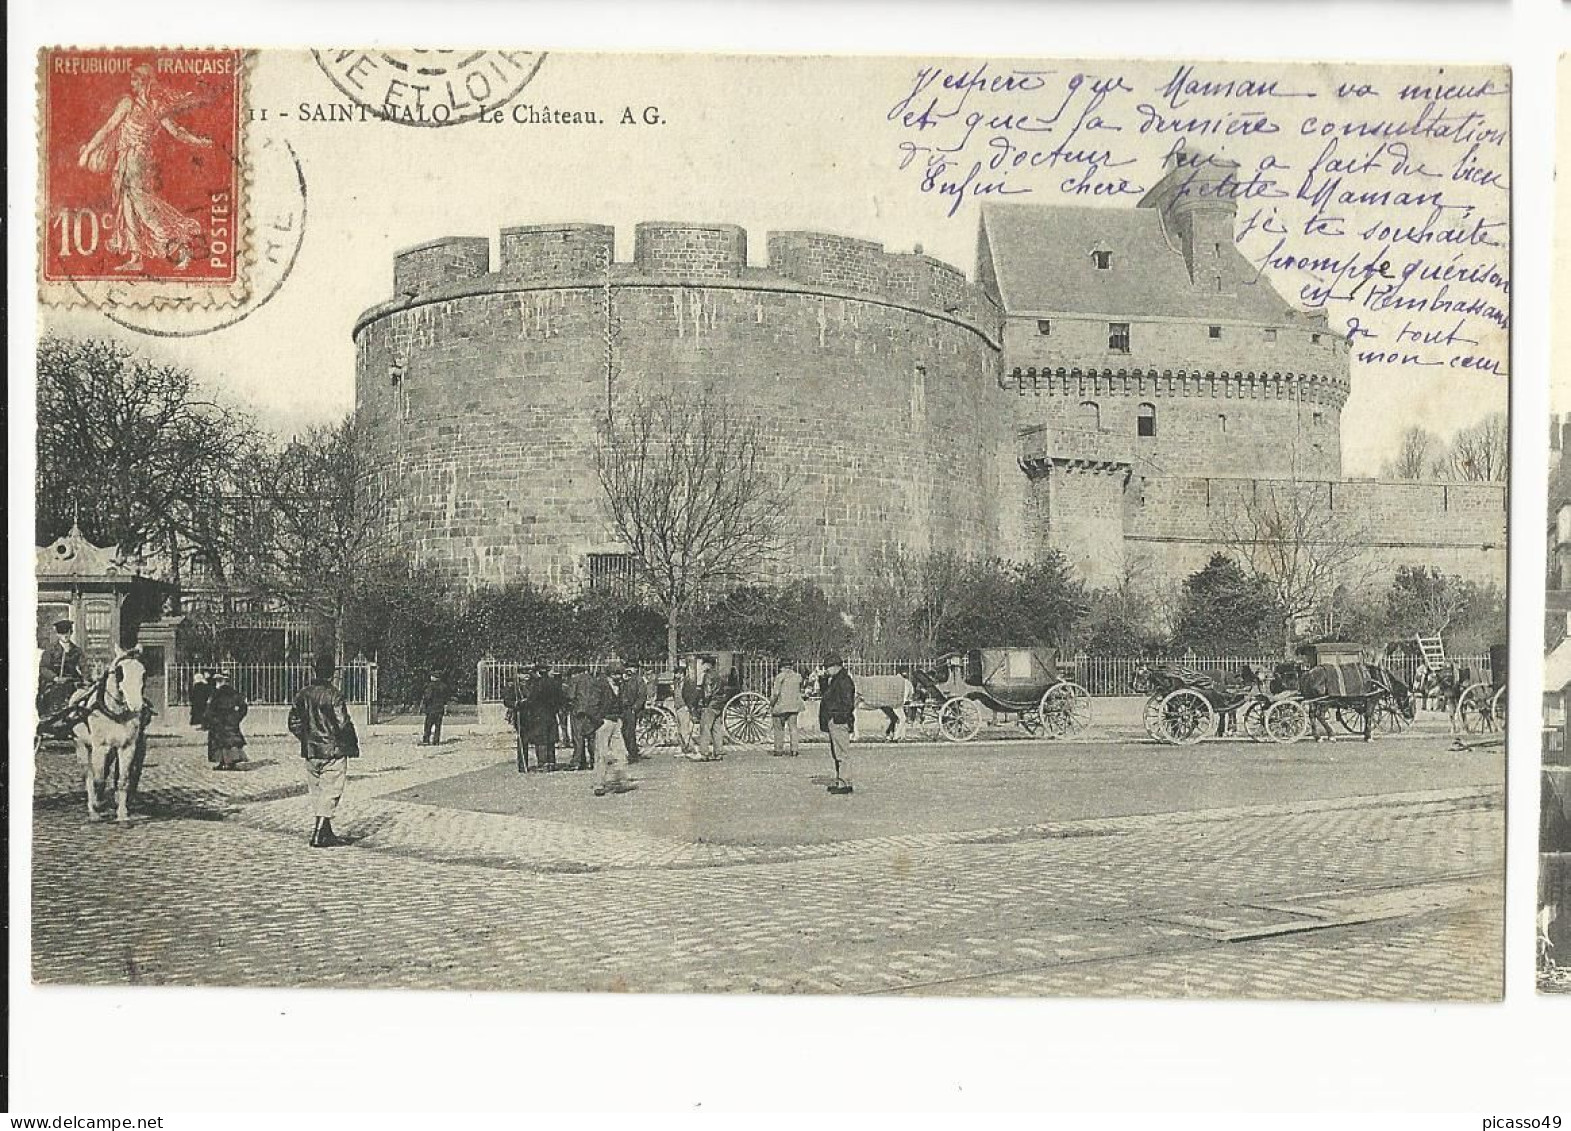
[1079,400,1101,431]
[1218,413,1228,433]
[1137,402,1157,437]
[1092,250,1112,270]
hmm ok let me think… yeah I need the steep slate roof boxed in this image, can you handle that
[979,202,1297,324]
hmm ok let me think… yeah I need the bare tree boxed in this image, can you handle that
[252,415,394,660]
[1382,425,1442,480]
[36,335,258,579]
[1215,480,1369,654]
[1439,412,1508,483]
[593,387,795,661]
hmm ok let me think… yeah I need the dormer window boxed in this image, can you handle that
[1037,319,1051,336]
[1208,326,1222,340]
[1092,250,1112,271]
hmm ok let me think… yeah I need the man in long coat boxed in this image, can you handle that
[565,666,596,771]
[818,655,857,795]
[522,663,564,771]
[501,671,531,773]
[619,662,648,764]
[419,672,450,747]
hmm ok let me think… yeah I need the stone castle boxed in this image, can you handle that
[353,155,1506,602]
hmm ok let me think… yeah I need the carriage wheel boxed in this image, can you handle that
[1038,682,1090,738]
[1335,705,1367,735]
[1373,698,1410,735]
[1241,700,1268,741]
[1158,688,1214,746]
[1490,685,1507,732]
[1142,694,1165,740]
[721,691,771,745]
[1458,683,1493,734]
[1263,699,1311,744]
[938,696,983,743]
[636,705,676,749]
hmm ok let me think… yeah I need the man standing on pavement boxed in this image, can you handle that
[670,665,697,757]
[589,662,633,796]
[693,655,725,761]
[619,661,648,764]
[288,653,361,848]
[566,665,596,771]
[522,662,564,771]
[419,671,450,747]
[819,654,857,795]
[501,670,531,773]
[769,658,804,756]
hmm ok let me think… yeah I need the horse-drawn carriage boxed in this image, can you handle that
[906,647,1090,743]
[1458,643,1507,735]
[636,650,772,748]
[1131,663,1276,745]
[1267,642,1415,744]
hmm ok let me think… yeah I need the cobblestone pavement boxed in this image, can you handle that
[29,729,1503,999]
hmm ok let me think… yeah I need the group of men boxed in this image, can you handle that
[494,653,860,797]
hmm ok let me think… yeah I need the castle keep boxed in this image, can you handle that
[353,156,1507,599]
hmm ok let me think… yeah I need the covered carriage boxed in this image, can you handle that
[1266,641,1415,743]
[908,646,1090,743]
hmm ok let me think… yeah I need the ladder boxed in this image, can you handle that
[1415,634,1446,667]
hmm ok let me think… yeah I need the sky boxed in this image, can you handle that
[42,50,1511,473]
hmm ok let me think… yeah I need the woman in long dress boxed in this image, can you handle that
[205,671,249,771]
[77,64,214,272]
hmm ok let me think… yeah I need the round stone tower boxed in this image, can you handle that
[353,223,1009,595]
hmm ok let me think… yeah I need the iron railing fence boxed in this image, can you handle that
[167,662,377,706]
[474,652,1494,704]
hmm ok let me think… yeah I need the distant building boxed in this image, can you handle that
[353,151,1506,598]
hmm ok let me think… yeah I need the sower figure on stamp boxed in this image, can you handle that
[77,64,214,273]
[288,653,360,848]
[819,654,857,796]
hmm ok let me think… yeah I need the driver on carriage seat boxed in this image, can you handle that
[36,618,87,720]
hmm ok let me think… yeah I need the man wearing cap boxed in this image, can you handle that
[693,655,726,761]
[618,662,648,764]
[769,658,805,757]
[288,653,361,848]
[419,671,450,747]
[818,655,857,795]
[589,661,633,796]
[37,618,87,718]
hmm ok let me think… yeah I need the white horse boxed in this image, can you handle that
[69,653,150,823]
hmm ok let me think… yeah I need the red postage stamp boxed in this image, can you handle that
[40,47,245,302]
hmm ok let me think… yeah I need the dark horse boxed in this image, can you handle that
[1271,661,1412,742]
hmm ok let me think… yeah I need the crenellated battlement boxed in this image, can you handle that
[1005,363,1351,409]
[376,221,999,339]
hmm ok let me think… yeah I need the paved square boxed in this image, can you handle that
[30,719,1504,999]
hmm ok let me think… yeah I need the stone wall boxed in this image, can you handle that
[1123,475,1508,590]
[356,224,1006,600]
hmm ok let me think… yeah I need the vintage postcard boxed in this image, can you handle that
[1543,53,1571,997]
[29,49,1509,999]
